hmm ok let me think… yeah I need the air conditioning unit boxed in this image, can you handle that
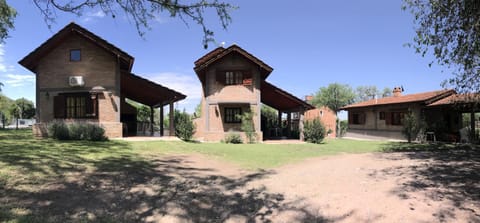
[68,76,85,87]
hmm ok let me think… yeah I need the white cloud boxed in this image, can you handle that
[0,45,8,72]
[148,72,202,112]
[82,10,106,23]
[2,74,35,87]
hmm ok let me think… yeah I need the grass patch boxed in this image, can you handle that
[130,138,387,169]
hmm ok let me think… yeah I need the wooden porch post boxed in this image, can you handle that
[150,106,154,136]
[299,110,305,141]
[159,104,164,136]
[287,112,291,137]
[169,102,175,136]
[277,110,282,127]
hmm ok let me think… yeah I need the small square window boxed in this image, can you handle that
[70,49,81,61]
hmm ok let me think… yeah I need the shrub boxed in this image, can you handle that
[69,123,88,140]
[85,124,107,141]
[48,121,70,140]
[238,111,256,143]
[224,132,243,144]
[47,122,107,141]
[174,110,195,141]
[303,118,326,144]
[338,120,348,137]
[402,109,425,143]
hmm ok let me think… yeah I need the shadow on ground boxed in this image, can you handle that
[0,130,348,222]
[379,142,480,222]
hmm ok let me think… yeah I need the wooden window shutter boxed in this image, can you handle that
[86,95,95,116]
[385,112,391,125]
[216,71,226,84]
[348,112,353,124]
[53,95,66,118]
[361,113,366,124]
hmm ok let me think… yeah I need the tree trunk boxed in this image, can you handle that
[16,118,18,130]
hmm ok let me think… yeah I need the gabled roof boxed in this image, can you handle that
[121,71,186,107]
[194,44,273,84]
[427,93,480,107]
[341,89,456,110]
[19,22,134,73]
[261,80,315,111]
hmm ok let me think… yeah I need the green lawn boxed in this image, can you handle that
[131,139,386,169]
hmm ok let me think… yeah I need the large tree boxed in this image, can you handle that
[0,0,235,48]
[14,97,35,119]
[403,0,480,93]
[311,83,355,137]
[355,85,379,102]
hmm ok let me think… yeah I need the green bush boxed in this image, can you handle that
[48,121,70,140]
[85,124,107,141]
[238,111,256,143]
[174,110,195,141]
[402,109,425,143]
[339,120,348,137]
[69,123,88,140]
[47,122,107,141]
[224,132,243,144]
[303,118,326,144]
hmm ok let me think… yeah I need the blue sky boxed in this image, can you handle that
[0,0,451,114]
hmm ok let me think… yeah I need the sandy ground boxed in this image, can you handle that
[2,150,479,223]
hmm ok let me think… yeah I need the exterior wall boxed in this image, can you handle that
[34,34,122,138]
[194,53,263,142]
[346,103,423,140]
[304,106,337,138]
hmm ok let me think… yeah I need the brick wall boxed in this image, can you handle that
[34,33,123,138]
[195,53,263,142]
[305,106,337,138]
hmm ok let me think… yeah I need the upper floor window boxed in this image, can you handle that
[225,71,243,85]
[70,49,81,62]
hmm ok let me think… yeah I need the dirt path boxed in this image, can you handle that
[2,151,479,222]
[247,152,480,222]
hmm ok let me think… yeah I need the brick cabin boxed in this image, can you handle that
[304,95,337,138]
[341,87,480,141]
[193,44,329,142]
[19,23,185,138]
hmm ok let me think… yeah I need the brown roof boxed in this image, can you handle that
[194,44,273,84]
[341,89,456,110]
[121,71,186,107]
[19,22,134,73]
[261,81,315,111]
[427,93,480,107]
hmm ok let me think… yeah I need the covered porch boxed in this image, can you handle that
[260,81,315,140]
[425,94,480,142]
[120,71,186,137]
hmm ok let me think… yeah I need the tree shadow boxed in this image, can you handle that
[0,130,352,222]
[377,142,480,222]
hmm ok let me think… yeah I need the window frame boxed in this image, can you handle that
[225,71,244,85]
[58,93,97,119]
[70,49,81,62]
[224,107,242,123]
[351,113,366,125]
[391,112,405,126]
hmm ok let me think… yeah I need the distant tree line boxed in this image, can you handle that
[0,94,35,129]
